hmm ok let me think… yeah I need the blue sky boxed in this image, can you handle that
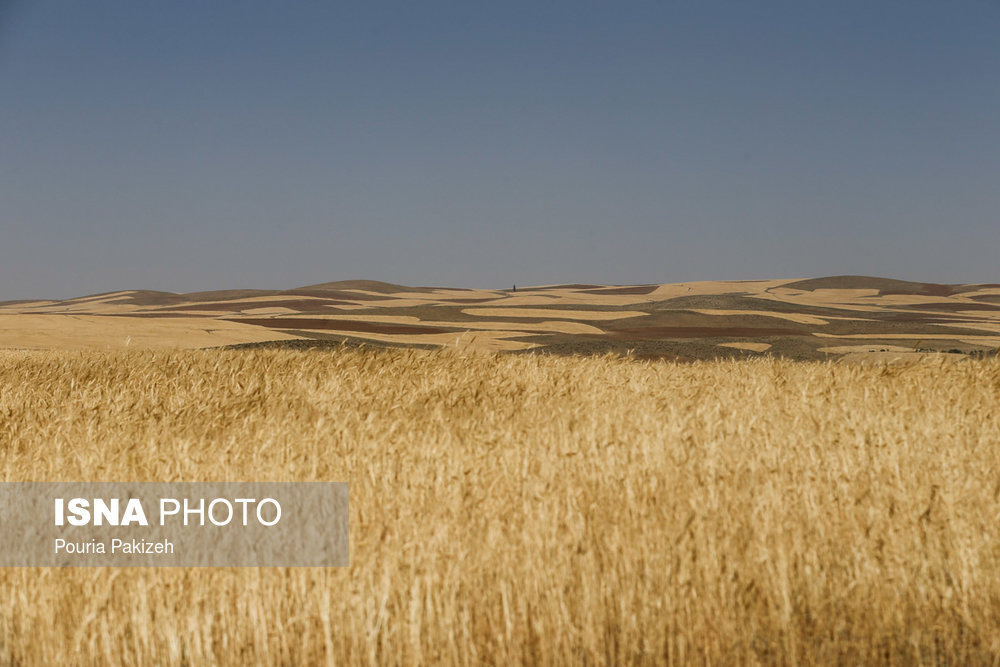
[1,1,997,298]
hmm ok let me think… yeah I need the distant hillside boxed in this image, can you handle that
[1,276,998,361]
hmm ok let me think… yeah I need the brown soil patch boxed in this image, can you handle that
[281,289,393,301]
[91,313,198,318]
[158,299,355,312]
[463,308,647,321]
[889,302,1000,312]
[718,342,773,352]
[437,298,497,304]
[602,326,805,340]
[656,294,870,318]
[112,290,281,307]
[290,280,411,294]
[179,289,278,301]
[61,291,138,303]
[580,285,659,295]
[880,285,958,297]
[783,276,962,297]
[231,318,451,336]
[872,312,984,324]
[526,284,603,291]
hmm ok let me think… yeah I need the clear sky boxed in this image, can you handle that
[1,1,997,299]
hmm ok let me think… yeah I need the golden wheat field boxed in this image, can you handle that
[2,347,1000,665]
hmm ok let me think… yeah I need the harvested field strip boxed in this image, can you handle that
[883,302,1000,312]
[579,284,659,295]
[419,320,604,335]
[249,314,606,335]
[692,309,830,325]
[155,299,357,311]
[428,297,496,304]
[782,275,962,295]
[282,289,395,300]
[462,308,647,320]
[752,293,887,312]
[813,332,1000,340]
[648,279,791,298]
[0,300,57,309]
[818,344,916,353]
[521,283,602,290]
[606,325,805,339]
[231,317,452,335]
[61,291,136,303]
[718,342,772,352]
[0,314,301,349]
[928,322,1000,333]
[276,329,539,351]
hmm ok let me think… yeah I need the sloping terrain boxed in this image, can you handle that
[2,276,999,360]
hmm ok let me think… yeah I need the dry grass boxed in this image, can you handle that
[0,314,300,350]
[2,348,1000,665]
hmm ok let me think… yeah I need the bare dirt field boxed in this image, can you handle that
[1,348,999,664]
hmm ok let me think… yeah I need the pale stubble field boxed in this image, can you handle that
[1,347,999,665]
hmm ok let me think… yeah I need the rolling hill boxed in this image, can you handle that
[2,276,999,361]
